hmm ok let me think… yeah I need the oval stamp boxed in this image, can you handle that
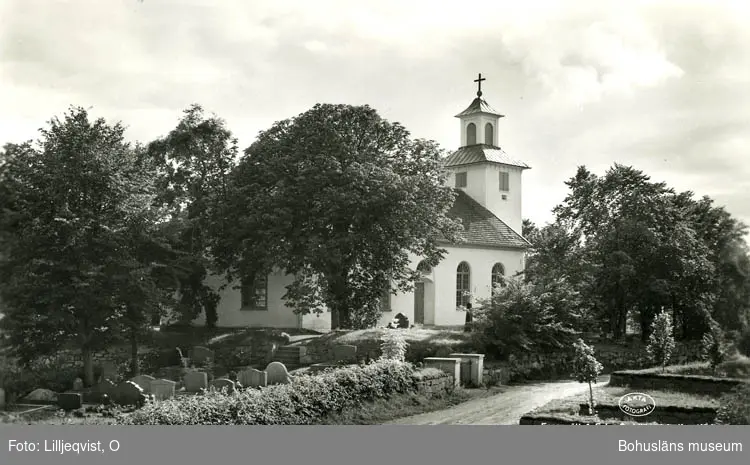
[618,392,656,417]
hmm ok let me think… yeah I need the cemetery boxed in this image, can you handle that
[0,328,491,425]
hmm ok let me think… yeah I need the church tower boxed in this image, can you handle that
[444,74,530,234]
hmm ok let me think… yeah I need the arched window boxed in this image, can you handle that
[491,263,505,296]
[466,123,477,145]
[485,122,494,145]
[456,262,471,308]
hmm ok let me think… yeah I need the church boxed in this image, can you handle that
[193,75,531,331]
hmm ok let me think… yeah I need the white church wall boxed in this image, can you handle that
[381,246,525,327]
[194,272,302,329]
[483,164,524,234]
[447,164,487,206]
[431,245,525,326]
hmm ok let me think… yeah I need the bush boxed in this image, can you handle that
[715,383,750,425]
[471,277,580,360]
[380,330,408,362]
[121,359,417,425]
[646,310,676,372]
[0,356,82,400]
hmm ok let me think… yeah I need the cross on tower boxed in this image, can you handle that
[474,73,486,97]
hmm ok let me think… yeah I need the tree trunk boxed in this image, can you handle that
[82,346,95,387]
[331,307,340,330]
[130,324,139,377]
[588,381,595,415]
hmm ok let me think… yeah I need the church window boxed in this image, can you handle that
[466,123,477,145]
[456,262,471,309]
[491,263,505,296]
[455,172,467,188]
[499,171,510,192]
[241,274,268,310]
[485,123,494,145]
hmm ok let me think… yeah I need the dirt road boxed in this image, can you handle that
[388,376,610,425]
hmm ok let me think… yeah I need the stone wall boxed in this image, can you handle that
[609,371,749,395]
[413,372,454,396]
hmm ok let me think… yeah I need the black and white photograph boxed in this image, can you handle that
[0,0,749,431]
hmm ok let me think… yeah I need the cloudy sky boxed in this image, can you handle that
[1,0,749,231]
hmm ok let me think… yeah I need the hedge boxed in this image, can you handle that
[120,360,419,425]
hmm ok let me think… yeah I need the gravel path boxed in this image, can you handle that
[388,376,611,425]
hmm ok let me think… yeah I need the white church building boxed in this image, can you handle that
[194,76,531,331]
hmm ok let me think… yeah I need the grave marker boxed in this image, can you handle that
[265,362,290,385]
[130,374,156,394]
[184,371,208,393]
[238,368,267,388]
[150,379,177,401]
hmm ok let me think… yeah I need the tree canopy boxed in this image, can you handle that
[525,164,750,341]
[212,103,462,329]
[0,107,171,384]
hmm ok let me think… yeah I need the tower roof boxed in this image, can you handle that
[444,144,530,169]
[454,97,504,118]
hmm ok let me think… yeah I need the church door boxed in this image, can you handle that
[414,282,425,324]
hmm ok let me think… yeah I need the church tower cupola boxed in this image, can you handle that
[455,73,504,147]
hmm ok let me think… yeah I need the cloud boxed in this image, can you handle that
[0,0,749,231]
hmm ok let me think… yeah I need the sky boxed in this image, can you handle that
[1,0,749,231]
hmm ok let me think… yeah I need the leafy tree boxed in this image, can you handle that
[700,323,727,374]
[571,338,604,415]
[646,309,676,372]
[146,104,238,327]
[213,104,462,329]
[554,165,716,340]
[471,277,581,359]
[0,108,166,385]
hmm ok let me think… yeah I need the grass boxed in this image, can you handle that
[525,384,720,425]
[319,387,504,425]
[334,327,469,345]
[621,354,750,379]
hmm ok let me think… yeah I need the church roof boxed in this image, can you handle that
[444,144,531,169]
[444,190,530,249]
[454,97,504,118]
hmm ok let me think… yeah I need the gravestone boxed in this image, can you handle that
[58,392,83,410]
[130,375,156,394]
[72,378,84,391]
[238,368,267,388]
[184,371,208,393]
[265,362,290,385]
[150,379,177,401]
[333,345,358,364]
[190,346,214,365]
[210,378,236,393]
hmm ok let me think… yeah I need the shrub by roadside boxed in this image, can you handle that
[120,360,421,425]
[716,383,750,425]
